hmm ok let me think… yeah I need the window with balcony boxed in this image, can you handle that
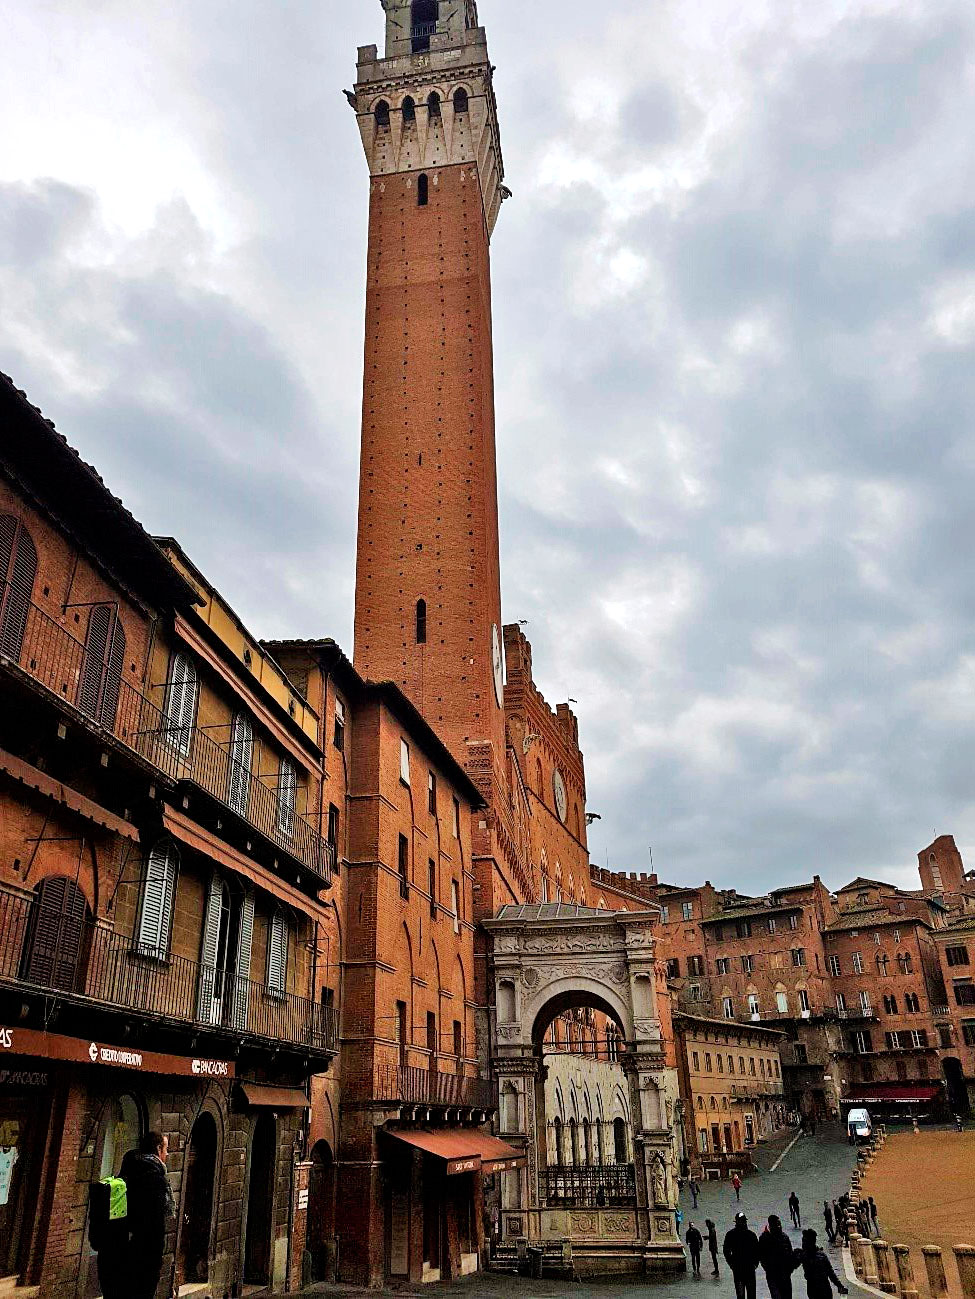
[135,840,179,960]
[0,514,37,659]
[946,945,969,967]
[267,908,289,999]
[198,878,254,1031]
[164,650,198,756]
[227,713,254,816]
[78,605,126,727]
[276,757,297,838]
[859,990,872,1013]
[398,835,410,899]
[22,875,90,992]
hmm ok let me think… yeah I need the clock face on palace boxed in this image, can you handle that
[492,624,504,707]
[552,768,567,823]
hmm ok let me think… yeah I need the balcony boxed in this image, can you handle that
[932,1005,950,1018]
[0,889,336,1057]
[836,1006,877,1020]
[0,593,333,885]
[178,724,334,884]
[369,1062,495,1111]
[0,591,186,781]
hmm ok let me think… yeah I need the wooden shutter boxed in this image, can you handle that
[0,516,37,661]
[276,759,296,837]
[267,908,289,998]
[22,877,89,992]
[227,713,253,817]
[165,651,198,757]
[137,842,177,958]
[231,889,255,1030]
[78,606,111,719]
[196,876,224,1025]
[99,616,125,728]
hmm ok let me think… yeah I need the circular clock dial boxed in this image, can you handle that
[553,769,567,823]
[492,624,504,707]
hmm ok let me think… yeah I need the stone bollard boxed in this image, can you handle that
[848,1230,864,1279]
[893,1245,919,1299]
[953,1246,975,1299]
[874,1241,897,1294]
[922,1246,948,1296]
[860,1238,881,1288]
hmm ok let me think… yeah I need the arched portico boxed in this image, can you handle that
[484,903,683,1277]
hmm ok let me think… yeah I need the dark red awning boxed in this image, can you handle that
[385,1129,525,1176]
[843,1084,941,1104]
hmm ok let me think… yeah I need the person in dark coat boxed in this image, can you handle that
[705,1218,720,1276]
[823,1202,835,1245]
[686,1221,704,1277]
[120,1131,174,1299]
[759,1214,797,1299]
[723,1213,761,1299]
[689,1177,700,1209]
[795,1228,848,1298]
[868,1197,880,1238]
[789,1191,802,1229]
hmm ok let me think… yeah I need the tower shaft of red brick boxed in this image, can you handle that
[352,3,507,788]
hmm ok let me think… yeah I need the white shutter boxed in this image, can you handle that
[227,713,253,816]
[165,651,198,757]
[232,889,255,1030]
[137,841,177,958]
[267,909,289,999]
[197,876,223,1025]
[276,758,296,838]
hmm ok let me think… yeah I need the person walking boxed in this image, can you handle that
[690,1176,700,1209]
[686,1221,704,1277]
[868,1197,880,1239]
[705,1218,720,1277]
[823,1202,835,1246]
[789,1191,802,1229]
[795,1228,848,1298]
[120,1131,174,1299]
[832,1203,847,1245]
[723,1212,761,1299]
[759,1214,797,1299]
[732,1171,742,1203]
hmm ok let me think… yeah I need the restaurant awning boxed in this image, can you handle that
[239,1082,310,1109]
[385,1129,525,1176]
[843,1084,941,1105]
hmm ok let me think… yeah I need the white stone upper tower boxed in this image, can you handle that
[351,0,508,234]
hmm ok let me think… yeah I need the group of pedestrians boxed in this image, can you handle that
[684,1191,849,1298]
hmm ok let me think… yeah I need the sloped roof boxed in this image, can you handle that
[493,902,616,922]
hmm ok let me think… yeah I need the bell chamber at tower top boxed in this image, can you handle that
[381,0,479,57]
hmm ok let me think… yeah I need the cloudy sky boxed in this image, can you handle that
[3,0,975,894]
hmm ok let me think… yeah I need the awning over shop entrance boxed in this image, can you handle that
[238,1082,310,1109]
[843,1084,941,1105]
[386,1128,525,1176]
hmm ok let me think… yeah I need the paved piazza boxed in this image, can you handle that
[285,1125,873,1298]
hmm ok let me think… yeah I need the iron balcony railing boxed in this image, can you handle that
[369,1062,495,1110]
[932,1005,950,1018]
[540,1164,636,1208]
[412,20,439,38]
[0,592,333,882]
[0,889,337,1054]
[837,1007,877,1020]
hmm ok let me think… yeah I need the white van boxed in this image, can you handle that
[847,1107,872,1144]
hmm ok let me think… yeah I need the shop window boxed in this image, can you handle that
[0,514,37,660]
[135,840,179,960]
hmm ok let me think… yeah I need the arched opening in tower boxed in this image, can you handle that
[411,0,439,52]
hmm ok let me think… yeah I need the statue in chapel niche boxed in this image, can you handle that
[651,1153,667,1207]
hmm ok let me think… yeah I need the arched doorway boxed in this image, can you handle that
[82,1094,144,1296]
[178,1113,218,1286]
[244,1114,276,1284]
[942,1057,970,1116]
[307,1140,335,1282]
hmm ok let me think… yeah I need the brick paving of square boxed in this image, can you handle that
[860,1129,975,1298]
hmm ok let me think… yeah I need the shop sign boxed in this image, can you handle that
[482,1157,524,1174]
[446,1156,480,1175]
[0,1026,234,1079]
[297,1188,309,1210]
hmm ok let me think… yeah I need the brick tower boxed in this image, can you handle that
[351,4,524,916]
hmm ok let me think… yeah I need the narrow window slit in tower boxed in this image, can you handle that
[416,600,428,644]
[418,173,429,207]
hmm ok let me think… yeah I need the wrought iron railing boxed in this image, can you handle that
[0,592,333,881]
[0,889,337,1053]
[412,20,439,38]
[837,1006,877,1020]
[540,1164,636,1208]
[368,1062,495,1109]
